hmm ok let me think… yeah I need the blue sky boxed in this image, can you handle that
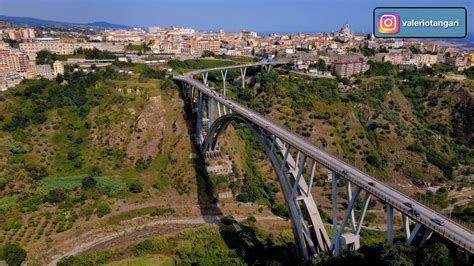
[0,0,472,34]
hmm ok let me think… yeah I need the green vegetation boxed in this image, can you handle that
[452,201,474,227]
[309,241,462,266]
[74,47,117,60]
[365,61,398,77]
[57,251,112,266]
[56,218,466,266]
[0,58,197,249]
[35,49,60,66]
[0,242,27,266]
[464,66,474,79]
[36,175,128,197]
[134,237,168,255]
[417,187,449,208]
[107,255,174,266]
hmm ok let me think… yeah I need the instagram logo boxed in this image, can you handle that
[378,12,399,34]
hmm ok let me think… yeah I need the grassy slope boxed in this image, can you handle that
[106,254,174,266]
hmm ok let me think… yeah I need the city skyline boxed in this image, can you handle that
[0,0,473,34]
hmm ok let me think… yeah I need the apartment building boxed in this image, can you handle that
[190,38,221,54]
[418,54,438,66]
[446,56,468,68]
[20,28,36,41]
[0,50,30,73]
[19,42,79,59]
[53,60,65,75]
[383,54,404,65]
[332,58,369,77]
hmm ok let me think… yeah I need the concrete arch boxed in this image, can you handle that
[201,113,330,258]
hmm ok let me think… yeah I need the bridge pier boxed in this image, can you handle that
[387,205,394,244]
[202,72,208,85]
[402,214,410,241]
[240,67,247,88]
[221,70,227,95]
[331,172,339,255]
[263,64,272,72]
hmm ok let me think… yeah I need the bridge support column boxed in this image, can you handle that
[221,70,227,95]
[208,96,214,124]
[332,185,361,255]
[407,223,422,244]
[190,86,195,111]
[387,205,394,244]
[217,101,222,117]
[264,64,272,72]
[402,214,410,241]
[419,228,432,247]
[196,91,204,145]
[332,172,339,255]
[240,67,247,88]
[271,139,330,257]
[202,72,208,85]
[346,181,357,233]
[355,191,371,235]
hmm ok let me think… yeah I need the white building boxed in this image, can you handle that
[53,60,64,75]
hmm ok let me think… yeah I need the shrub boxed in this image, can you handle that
[133,237,168,255]
[271,203,289,218]
[135,156,152,172]
[95,202,111,218]
[220,215,237,225]
[129,181,143,193]
[0,243,27,266]
[81,176,97,189]
[79,204,95,219]
[56,251,112,266]
[45,188,66,203]
[26,164,48,181]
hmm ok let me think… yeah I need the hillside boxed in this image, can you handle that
[0,64,198,256]
[0,59,472,265]
[0,15,130,29]
[203,63,474,189]
[0,59,287,265]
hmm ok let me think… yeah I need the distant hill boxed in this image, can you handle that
[85,21,130,29]
[0,15,130,29]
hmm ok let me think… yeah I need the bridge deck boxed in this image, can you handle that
[173,61,474,254]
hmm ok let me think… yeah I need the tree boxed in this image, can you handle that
[95,202,111,218]
[45,188,66,203]
[315,59,326,71]
[82,176,97,189]
[89,166,102,177]
[464,66,474,79]
[26,164,48,181]
[35,49,59,66]
[129,181,143,193]
[135,156,152,172]
[0,243,27,266]
[365,61,398,77]
[419,243,452,266]
[201,50,216,58]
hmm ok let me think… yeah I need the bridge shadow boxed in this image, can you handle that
[180,89,223,224]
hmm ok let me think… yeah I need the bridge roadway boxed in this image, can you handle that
[173,61,474,254]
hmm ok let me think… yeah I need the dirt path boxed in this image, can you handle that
[48,215,284,266]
